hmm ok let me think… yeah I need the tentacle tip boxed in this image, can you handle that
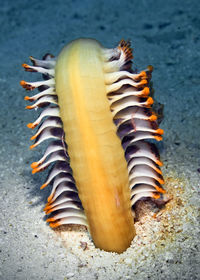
[150,114,157,121]
[155,186,166,194]
[20,80,35,90]
[140,71,147,79]
[46,218,55,223]
[47,195,53,203]
[157,128,164,135]
[31,162,38,169]
[25,105,33,109]
[143,87,150,96]
[32,168,38,174]
[153,193,160,200]
[140,79,148,86]
[49,222,60,228]
[29,144,36,150]
[160,179,165,185]
[155,135,163,141]
[27,123,32,128]
[30,135,36,140]
[157,160,163,166]
[20,80,26,87]
[40,183,48,190]
[147,97,154,105]
[44,204,51,211]
[22,63,28,68]
[27,123,35,129]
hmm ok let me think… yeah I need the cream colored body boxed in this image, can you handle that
[55,39,135,253]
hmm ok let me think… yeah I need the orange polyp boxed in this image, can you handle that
[27,123,34,129]
[32,165,46,173]
[139,71,147,79]
[20,80,26,86]
[20,80,35,90]
[46,217,55,223]
[149,114,157,121]
[154,166,162,175]
[142,87,150,96]
[22,63,28,68]
[45,208,54,215]
[139,79,148,86]
[152,193,160,200]
[22,63,37,73]
[24,96,31,100]
[40,182,48,190]
[147,97,154,105]
[29,143,37,149]
[44,204,52,212]
[156,159,163,166]
[47,194,53,203]
[49,222,61,228]
[32,168,39,174]
[31,162,39,169]
[155,135,163,141]
[157,178,165,185]
[155,186,166,194]
[26,105,33,109]
[157,128,164,135]
[30,134,37,140]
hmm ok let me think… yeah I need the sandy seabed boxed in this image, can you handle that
[0,0,199,279]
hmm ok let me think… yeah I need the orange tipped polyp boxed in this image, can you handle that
[44,204,51,211]
[40,182,48,190]
[158,178,165,185]
[157,128,164,135]
[147,97,154,105]
[55,39,135,253]
[22,63,28,68]
[139,71,147,79]
[157,159,163,166]
[142,87,150,96]
[47,194,53,202]
[30,134,37,140]
[149,114,157,121]
[155,135,163,141]
[155,186,166,194]
[152,193,160,199]
[27,123,34,129]
[49,222,61,228]
[32,168,38,174]
[46,217,55,223]
[26,105,33,109]
[20,80,26,86]
[31,162,39,169]
[29,143,37,149]
[45,208,54,215]
[139,79,147,86]
[154,166,162,175]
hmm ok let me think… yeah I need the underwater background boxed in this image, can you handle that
[0,0,199,279]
